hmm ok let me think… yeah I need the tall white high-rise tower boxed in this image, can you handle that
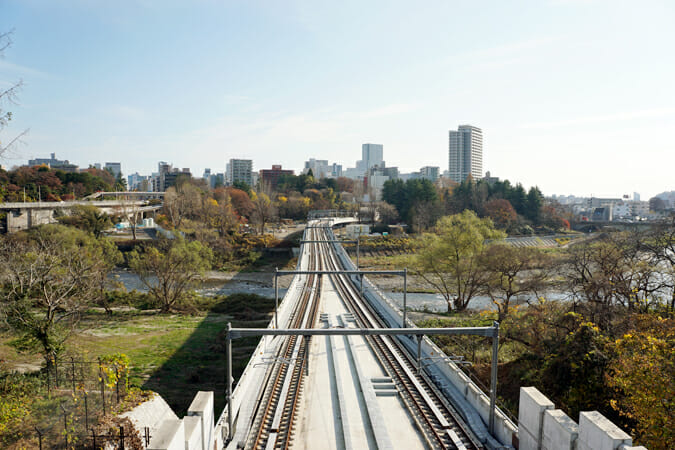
[448,125,482,183]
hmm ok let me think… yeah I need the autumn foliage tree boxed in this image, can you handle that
[606,315,675,449]
[483,198,518,230]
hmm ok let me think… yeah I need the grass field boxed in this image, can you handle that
[0,293,276,448]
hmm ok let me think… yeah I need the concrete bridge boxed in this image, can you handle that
[85,191,165,200]
[0,199,161,233]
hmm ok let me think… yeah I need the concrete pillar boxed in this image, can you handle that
[183,416,202,450]
[187,391,214,450]
[147,418,185,450]
[577,411,632,450]
[542,409,578,450]
[518,387,554,450]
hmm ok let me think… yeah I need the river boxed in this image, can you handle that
[112,269,572,312]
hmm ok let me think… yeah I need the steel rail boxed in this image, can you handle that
[318,231,484,449]
[248,226,323,450]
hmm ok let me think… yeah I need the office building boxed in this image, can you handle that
[27,153,79,172]
[105,162,122,179]
[304,158,329,178]
[260,165,294,189]
[448,125,482,183]
[128,172,148,191]
[356,143,385,173]
[419,166,440,181]
[226,159,253,186]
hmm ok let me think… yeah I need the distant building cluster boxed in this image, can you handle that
[21,124,488,199]
[550,193,658,222]
[19,122,672,225]
[25,153,123,180]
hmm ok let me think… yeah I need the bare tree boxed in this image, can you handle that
[0,225,117,364]
[128,237,212,312]
[480,244,551,321]
[0,31,28,158]
[163,183,203,228]
[639,215,675,311]
[114,197,143,240]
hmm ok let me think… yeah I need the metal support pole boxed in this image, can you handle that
[71,357,76,394]
[403,268,408,328]
[227,322,233,442]
[356,238,360,269]
[360,273,363,297]
[489,321,499,435]
[304,336,310,376]
[84,391,89,430]
[416,335,423,375]
[274,268,279,329]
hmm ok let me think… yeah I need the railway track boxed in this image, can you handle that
[246,226,323,450]
[317,229,483,450]
[245,221,484,450]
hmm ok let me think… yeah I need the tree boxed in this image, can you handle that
[114,173,127,191]
[250,191,275,235]
[525,186,544,224]
[114,198,144,240]
[163,183,204,228]
[0,31,27,158]
[606,315,675,450]
[483,198,517,230]
[227,187,254,220]
[336,177,355,193]
[502,303,612,421]
[641,216,675,311]
[376,201,399,225]
[382,178,439,228]
[649,197,666,212]
[480,244,550,320]
[566,235,667,327]
[410,211,505,311]
[0,225,119,364]
[128,237,212,312]
[57,204,112,238]
[202,194,239,236]
[411,200,441,232]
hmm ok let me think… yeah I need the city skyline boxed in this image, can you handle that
[2,1,674,199]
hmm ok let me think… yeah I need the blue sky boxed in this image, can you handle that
[2,0,674,198]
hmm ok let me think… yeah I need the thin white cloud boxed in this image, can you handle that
[0,60,50,78]
[357,103,418,119]
[521,107,675,129]
[100,105,148,121]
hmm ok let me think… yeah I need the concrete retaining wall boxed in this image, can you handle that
[121,391,226,450]
[518,387,646,450]
[7,208,56,232]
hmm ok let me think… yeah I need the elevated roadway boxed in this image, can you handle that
[218,214,516,449]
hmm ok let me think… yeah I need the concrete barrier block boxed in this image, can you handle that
[518,387,554,450]
[119,393,179,443]
[184,416,202,450]
[148,418,185,450]
[542,409,578,450]
[187,391,214,450]
[578,411,632,450]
